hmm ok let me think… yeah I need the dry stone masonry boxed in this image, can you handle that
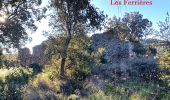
[91,31,134,69]
[19,31,136,69]
[19,44,46,66]
[19,48,32,66]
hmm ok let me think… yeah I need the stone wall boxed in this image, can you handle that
[32,44,46,65]
[91,31,134,69]
[19,31,135,68]
[19,48,32,66]
[19,44,47,66]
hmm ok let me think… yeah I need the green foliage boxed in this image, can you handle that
[158,12,170,42]
[130,58,160,81]
[45,33,93,80]
[60,79,83,96]
[23,85,61,100]
[88,90,113,100]
[0,50,4,67]
[0,67,32,100]
[105,12,152,41]
[159,51,170,70]
[133,43,147,56]
[0,0,43,48]
[159,50,170,86]
[52,0,105,31]
[102,80,169,100]
[90,47,106,64]
[144,45,157,57]
[94,48,108,64]
[23,70,62,100]
[105,82,116,94]
[148,46,157,56]
[68,94,79,100]
[44,35,66,60]
[122,12,152,41]
[44,57,60,78]
[73,61,91,81]
[130,92,146,100]
[29,63,43,75]
[51,0,105,77]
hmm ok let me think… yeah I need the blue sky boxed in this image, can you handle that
[91,0,170,29]
[26,0,170,49]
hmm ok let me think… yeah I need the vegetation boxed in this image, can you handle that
[51,0,105,77]
[0,67,33,100]
[159,50,170,86]
[157,13,170,42]
[0,0,44,49]
[0,0,170,100]
[105,12,152,41]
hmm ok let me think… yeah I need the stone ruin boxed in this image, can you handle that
[90,31,135,79]
[19,31,135,69]
[91,31,135,69]
[19,44,46,66]
[32,44,46,65]
[18,48,32,66]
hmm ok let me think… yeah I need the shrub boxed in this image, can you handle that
[23,71,62,100]
[60,79,83,96]
[0,67,32,100]
[159,50,170,86]
[148,46,157,56]
[130,92,146,100]
[133,43,147,56]
[73,61,91,81]
[29,63,43,75]
[88,90,113,100]
[68,94,79,100]
[130,58,160,81]
[23,85,61,100]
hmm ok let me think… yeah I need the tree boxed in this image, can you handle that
[0,48,3,66]
[44,33,92,79]
[51,0,105,77]
[105,12,152,41]
[122,12,152,41]
[158,12,170,42]
[104,16,129,40]
[0,0,45,49]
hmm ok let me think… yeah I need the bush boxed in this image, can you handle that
[133,43,147,56]
[60,79,83,96]
[148,46,157,56]
[0,67,32,100]
[73,61,91,81]
[23,70,62,100]
[130,58,160,81]
[103,79,169,100]
[29,63,43,75]
[130,92,146,100]
[159,50,170,86]
[88,90,113,100]
[68,94,80,100]
[23,85,61,100]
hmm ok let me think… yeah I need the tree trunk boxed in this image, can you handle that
[60,33,71,78]
[60,58,66,77]
[0,47,3,67]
